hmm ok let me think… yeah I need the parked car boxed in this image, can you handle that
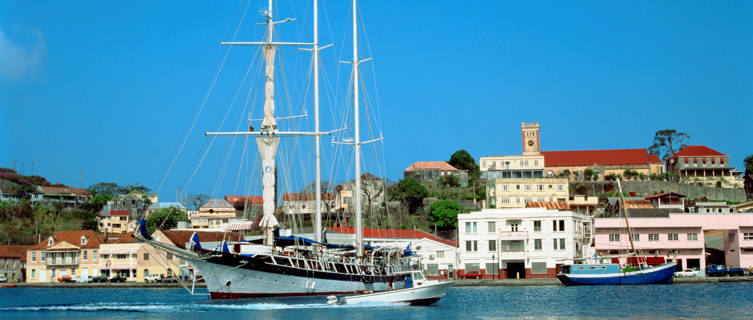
[707,264,746,277]
[58,275,75,283]
[160,276,179,283]
[144,274,162,283]
[461,271,481,279]
[91,276,108,283]
[674,269,699,278]
[109,276,127,283]
[0,275,7,283]
[75,276,91,283]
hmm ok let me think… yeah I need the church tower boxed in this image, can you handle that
[522,122,540,155]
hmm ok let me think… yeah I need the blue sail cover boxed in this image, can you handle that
[190,232,202,250]
[273,234,379,250]
[403,242,417,256]
[138,218,153,240]
[221,241,230,253]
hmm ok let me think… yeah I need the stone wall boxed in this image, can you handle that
[576,181,747,202]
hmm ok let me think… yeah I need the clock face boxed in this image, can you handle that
[527,139,535,147]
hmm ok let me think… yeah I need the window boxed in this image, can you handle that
[426,264,439,277]
[668,234,679,241]
[488,240,497,251]
[609,234,620,242]
[525,185,532,191]
[143,253,149,260]
[687,233,698,241]
[534,239,542,250]
[486,263,499,275]
[729,233,735,241]
[649,234,659,241]
[81,236,87,245]
[631,234,640,241]
[537,184,544,191]
[531,262,547,274]
[465,263,480,273]
[465,241,473,252]
[31,269,36,280]
[167,253,173,260]
[144,269,150,277]
[559,238,566,250]
[31,252,36,262]
[559,220,565,232]
[516,185,520,190]
[557,184,564,191]
[465,222,471,233]
[502,185,509,191]
[41,252,45,262]
[534,220,541,232]
[744,233,753,241]
[436,251,444,259]
[48,237,54,246]
[510,223,519,232]
[472,222,478,233]
[553,220,565,232]
[473,240,478,252]
[553,239,559,250]
[116,254,127,260]
[488,221,496,233]
[83,250,88,261]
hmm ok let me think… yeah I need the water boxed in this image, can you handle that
[0,283,750,319]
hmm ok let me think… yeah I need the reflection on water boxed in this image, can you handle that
[1,283,752,319]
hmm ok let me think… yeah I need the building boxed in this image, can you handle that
[594,211,753,272]
[457,208,591,279]
[107,194,145,218]
[480,155,546,180]
[146,202,186,216]
[566,195,599,214]
[97,210,132,234]
[666,145,743,188]
[224,195,263,218]
[487,178,569,208]
[745,174,753,199]
[326,227,458,279]
[192,198,236,230]
[336,173,386,215]
[686,202,738,214]
[26,230,102,283]
[0,245,31,282]
[644,192,686,209]
[99,232,175,282]
[36,185,92,206]
[603,197,654,217]
[151,230,246,278]
[541,149,664,181]
[282,193,337,217]
[404,161,469,187]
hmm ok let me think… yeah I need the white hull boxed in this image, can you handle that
[189,258,391,298]
[338,281,452,305]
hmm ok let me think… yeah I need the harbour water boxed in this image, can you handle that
[1,282,751,319]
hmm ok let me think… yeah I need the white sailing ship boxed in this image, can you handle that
[136,0,423,299]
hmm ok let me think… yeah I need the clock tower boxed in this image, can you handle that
[522,122,540,155]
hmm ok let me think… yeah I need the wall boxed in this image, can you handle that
[579,181,746,202]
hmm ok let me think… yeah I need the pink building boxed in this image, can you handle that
[595,212,753,272]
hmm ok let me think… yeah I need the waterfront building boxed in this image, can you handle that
[457,208,591,279]
[151,229,246,278]
[487,177,569,208]
[594,211,753,272]
[326,227,458,279]
[97,210,132,234]
[404,161,469,187]
[25,230,102,283]
[0,245,31,282]
[224,195,263,218]
[666,145,743,188]
[282,193,337,218]
[99,232,175,282]
[191,198,235,230]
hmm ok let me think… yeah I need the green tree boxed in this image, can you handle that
[427,201,460,230]
[648,129,690,161]
[438,174,460,188]
[391,177,428,214]
[448,150,480,182]
[145,207,188,234]
[184,194,210,210]
[744,154,753,175]
[584,168,594,181]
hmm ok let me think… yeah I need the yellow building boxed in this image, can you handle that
[26,230,102,283]
[97,210,133,234]
[99,232,180,282]
[191,198,236,230]
[488,177,569,208]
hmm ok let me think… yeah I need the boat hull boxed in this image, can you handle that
[190,258,394,299]
[557,263,677,285]
[340,281,453,306]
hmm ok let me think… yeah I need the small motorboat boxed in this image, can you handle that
[0,284,17,288]
[327,270,452,306]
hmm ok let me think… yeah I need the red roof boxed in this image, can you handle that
[405,161,459,172]
[225,195,263,205]
[541,148,660,167]
[282,193,336,201]
[526,201,571,210]
[38,185,90,195]
[110,210,130,216]
[0,245,32,261]
[668,146,726,160]
[327,227,456,247]
[30,230,102,250]
[100,232,138,244]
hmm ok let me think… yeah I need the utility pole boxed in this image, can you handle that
[79,169,83,189]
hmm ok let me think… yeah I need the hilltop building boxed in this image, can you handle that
[282,193,337,218]
[404,161,468,187]
[666,145,743,188]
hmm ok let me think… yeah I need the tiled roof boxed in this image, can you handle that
[110,210,131,216]
[621,199,654,209]
[668,146,726,160]
[405,161,459,172]
[100,232,138,244]
[541,148,659,167]
[225,195,263,206]
[526,201,571,210]
[200,198,233,209]
[160,230,245,246]
[327,227,456,247]
[30,230,102,250]
[282,193,336,201]
[38,185,90,195]
[648,154,662,163]
[0,245,32,261]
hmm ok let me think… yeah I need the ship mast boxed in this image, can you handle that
[352,0,363,257]
[616,179,636,253]
[313,0,322,243]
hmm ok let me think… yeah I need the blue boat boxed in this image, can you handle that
[556,262,677,285]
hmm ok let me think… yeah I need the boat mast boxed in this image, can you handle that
[616,179,636,253]
[313,0,322,243]
[352,0,363,257]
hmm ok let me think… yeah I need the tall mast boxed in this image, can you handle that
[616,179,636,253]
[353,0,363,257]
[313,0,322,243]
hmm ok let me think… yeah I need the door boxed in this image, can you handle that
[39,270,47,283]
[506,262,526,279]
[81,268,89,279]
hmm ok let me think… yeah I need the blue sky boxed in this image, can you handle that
[2,1,752,201]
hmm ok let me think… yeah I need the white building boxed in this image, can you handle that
[457,208,591,279]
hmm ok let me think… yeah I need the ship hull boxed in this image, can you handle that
[557,262,677,285]
[339,281,452,306]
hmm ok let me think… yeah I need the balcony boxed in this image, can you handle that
[498,231,527,240]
